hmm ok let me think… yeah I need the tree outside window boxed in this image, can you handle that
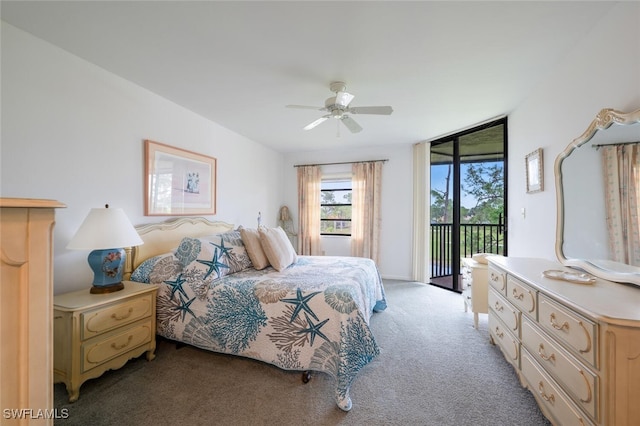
[321,179,352,236]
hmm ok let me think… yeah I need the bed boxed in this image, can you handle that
[123,217,387,411]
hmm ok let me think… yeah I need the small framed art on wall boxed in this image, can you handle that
[525,148,543,193]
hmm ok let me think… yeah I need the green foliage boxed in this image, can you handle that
[461,163,504,224]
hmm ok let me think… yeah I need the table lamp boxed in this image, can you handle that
[67,204,143,294]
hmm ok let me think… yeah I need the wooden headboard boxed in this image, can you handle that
[123,217,234,280]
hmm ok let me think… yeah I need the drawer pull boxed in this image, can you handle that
[490,273,504,289]
[578,321,593,354]
[549,313,569,331]
[538,381,555,404]
[579,370,593,403]
[494,326,504,339]
[111,335,133,350]
[494,301,504,312]
[111,308,134,321]
[512,287,535,312]
[512,288,524,300]
[538,344,556,363]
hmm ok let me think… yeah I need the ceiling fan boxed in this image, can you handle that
[286,81,393,134]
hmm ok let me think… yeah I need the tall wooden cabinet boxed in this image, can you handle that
[488,256,640,426]
[1,198,65,424]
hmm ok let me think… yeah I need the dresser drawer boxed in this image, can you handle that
[521,317,598,420]
[462,287,473,310]
[489,288,519,335]
[489,313,520,369]
[506,276,537,319]
[461,264,472,286]
[488,266,506,294]
[521,351,595,426]
[81,321,153,373]
[538,294,597,368]
[81,294,153,340]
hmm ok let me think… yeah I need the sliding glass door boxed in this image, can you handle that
[429,118,507,291]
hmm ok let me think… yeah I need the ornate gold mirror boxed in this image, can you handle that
[554,108,640,286]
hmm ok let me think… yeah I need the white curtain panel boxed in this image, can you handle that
[350,161,383,263]
[602,144,640,266]
[412,142,431,282]
[297,165,322,255]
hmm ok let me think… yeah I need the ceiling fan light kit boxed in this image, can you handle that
[286,81,393,134]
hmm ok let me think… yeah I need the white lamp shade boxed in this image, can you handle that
[67,207,144,250]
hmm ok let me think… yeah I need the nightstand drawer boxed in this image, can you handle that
[82,321,153,373]
[81,293,153,340]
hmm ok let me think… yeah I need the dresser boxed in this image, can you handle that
[488,256,640,426]
[461,257,488,329]
[53,281,157,402]
[1,198,65,425]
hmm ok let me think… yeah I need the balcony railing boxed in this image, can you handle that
[430,222,505,278]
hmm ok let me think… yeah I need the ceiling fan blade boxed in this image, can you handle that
[341,116,362,133]
[286,104,324,110]
[303,115,330,130]
[348,106,393,115]
[335,91,355,107]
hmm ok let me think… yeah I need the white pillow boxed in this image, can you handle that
[258,226,297,272]
[239,227,270,270]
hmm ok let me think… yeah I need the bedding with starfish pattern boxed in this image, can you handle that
[130,229,387,411]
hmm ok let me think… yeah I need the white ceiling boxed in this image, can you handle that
[1,1,616,153]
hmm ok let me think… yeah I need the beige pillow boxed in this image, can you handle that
[239,227,270,270]
[258,226,298,272]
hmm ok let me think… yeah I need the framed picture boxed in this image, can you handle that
[525,148,543,193]
[145,140,217,216]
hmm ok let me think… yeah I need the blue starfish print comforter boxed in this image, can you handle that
[152,255,386,411]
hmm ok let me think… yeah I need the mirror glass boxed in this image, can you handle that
[555,108,640,285]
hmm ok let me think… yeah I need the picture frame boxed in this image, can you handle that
[525,148,543,193]
[145,140,217,216]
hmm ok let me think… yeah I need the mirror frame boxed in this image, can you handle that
[554,108,640,285]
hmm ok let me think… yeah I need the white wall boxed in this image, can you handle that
[283,144,414,280]
[1,23,284,294]
[507,2,640,260]
[2,1,638,291]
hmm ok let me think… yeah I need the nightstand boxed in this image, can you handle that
[461,257,488,329]
[53,281,157,402]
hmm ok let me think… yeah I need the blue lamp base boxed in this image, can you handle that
[87,248,126,294]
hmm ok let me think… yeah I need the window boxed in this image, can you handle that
[320,179,352,236]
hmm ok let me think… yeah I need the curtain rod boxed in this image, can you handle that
[294,159,388,168]
[592,141,640,149]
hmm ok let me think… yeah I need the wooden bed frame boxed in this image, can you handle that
[123,217,234,280]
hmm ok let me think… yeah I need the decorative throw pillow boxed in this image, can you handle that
[258,226,298,272]
[181,238,231,287]
[239,226,270,270]
[199,230,252,274]
[149,254,183,284]
[130,253,181,283]
[174,237,201,266]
